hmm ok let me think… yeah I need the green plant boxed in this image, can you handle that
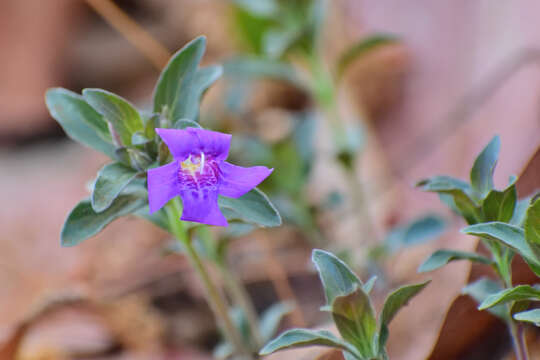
[260,249,429,360]
[417,135,540,360]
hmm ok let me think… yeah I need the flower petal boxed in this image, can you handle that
[156,128,231,161]
[190,128,231,161]
[179,187,228,226]
[156,128,198,160]
[218,161,273,198]
[147,161,179,213]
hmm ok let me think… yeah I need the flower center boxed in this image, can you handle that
[180,153,205,175]
[178,152,218,191]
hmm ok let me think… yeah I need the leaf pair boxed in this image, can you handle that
[260,249,429,359]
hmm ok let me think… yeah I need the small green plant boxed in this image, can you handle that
[45,36,282,359]
[260,249,429,360]
[417,135,540,360]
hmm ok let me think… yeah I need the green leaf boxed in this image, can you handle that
[513,309,540,326]
[260,302,294,342]
[377,282,430,351]
[363,276,377,294]
[45,88,115,158]
[470,135,500,198]
[482,182,517,222]
[386,214,446,252]
[478,285,540,310]
[153,36,206,121]
[524,196,540,245]
[182,65,222,121]
[511,196,533,226]
[174,118,202,130]
[332,286,377,358]
[259,329,356,356]
[223,57,305,89]
[462,222,540,276]
[82,89,144,146]
[91,162,139,212]
[335,34,398,81]
[135,206,169,232]
[418,249,493,273]
[61,185,147,247]
[461,278,507,320]
[312,249,362,305]
[232,0,278,17]
[417,176,481,224]
[380,281,430,330]
[218,188,281,227]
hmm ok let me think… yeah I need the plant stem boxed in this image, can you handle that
[498,262,529,360]
[220,263,264,347]
[508,319,528,360]
[165,200,249,357]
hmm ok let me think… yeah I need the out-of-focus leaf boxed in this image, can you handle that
[524,196,540,245]
[153,37,206,121]
[83,89,144,146]
[219,188,281,227]
[470,135,500,198]
[462,278,507,320]
[378,281,430,348]
[417,176,481,224]
[223,57,305,89]
[259,329,357,357]
[462,222,540,276]
[61,184,147,247]
[511,195,533,226]
[45,88,115,157]
[260,302,294,342]
[363,276,377,294]
[91,162,139,212]
[418,249,493,273]
[478,285,540,310]
[332,286,377,358]
[182,65,223,121]
[135,206,169,232]
[335,35,398,81]
[482,181,517,222]
[386,214,446,252]
[231,0,278,17]
[174,118,202,129]
[513,309,540,326]
[312,249,362,305]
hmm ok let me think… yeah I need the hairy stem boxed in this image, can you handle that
[165,200,249,357]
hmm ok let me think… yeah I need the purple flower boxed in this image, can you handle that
[147,128,273,226]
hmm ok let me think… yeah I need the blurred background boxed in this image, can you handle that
[1,1,540,359]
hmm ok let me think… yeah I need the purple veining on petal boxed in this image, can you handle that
[179,187,227,226]
[147,128,272,226]
[218,161,274,198]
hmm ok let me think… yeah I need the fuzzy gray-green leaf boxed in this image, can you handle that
[479,285,540,310]
[83,89,144,146]
[91,162,139,212]
[61,187,146,247]
[218,188,281,227]
[259,329,354,356]
[418,249,493,272]
[513,309,540,326]
[153,37,206,121]
[462,222,540,276]
[45,88,115,158]
[470,135,500,198]
[312,249,363,305]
